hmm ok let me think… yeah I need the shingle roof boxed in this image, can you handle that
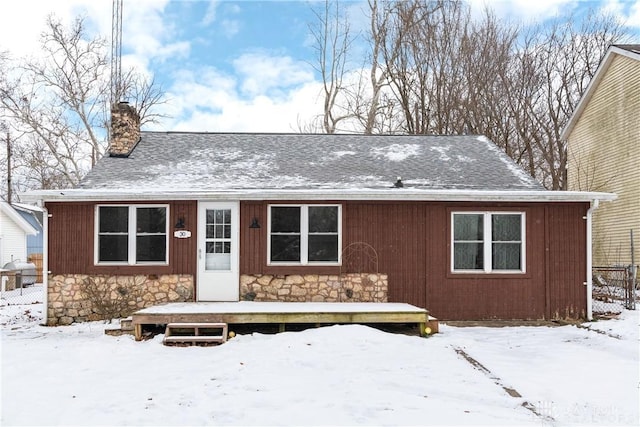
[78,133,543,192]
[614,44,640,55]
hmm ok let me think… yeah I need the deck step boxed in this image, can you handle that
[104,317,134,337]
[120,317,134,331]
[163,322,228,346]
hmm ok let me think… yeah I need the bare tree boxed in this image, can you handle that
[350,0,399,134]
[510,12,628,189]
[308,0,354,133]
[0,15,165,193]
[305,0,630,189]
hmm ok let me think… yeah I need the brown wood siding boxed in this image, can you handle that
[343,202,428,306]
[240,202,265,274]
[46,201,197,276]
[430,204,548,320]
[546,203,588,318]
[48,199,589,320]
[240,201,343,276]
[47,202,94,274]
[169,201,198,275]
[239,200,590,320]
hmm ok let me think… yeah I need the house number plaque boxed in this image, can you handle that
[174,230,192,238]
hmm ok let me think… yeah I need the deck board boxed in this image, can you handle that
[132,302,429,340]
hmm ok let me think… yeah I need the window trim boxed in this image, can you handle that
[267,204,342,266]
[451,211,526,274]
[95,204,169,266]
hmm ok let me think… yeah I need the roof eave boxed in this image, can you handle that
[0,201,38,235]
[21,189,617,204]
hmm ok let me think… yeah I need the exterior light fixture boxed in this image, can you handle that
[175,217,185,229]
[249,217,261,229]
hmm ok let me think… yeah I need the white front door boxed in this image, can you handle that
[197,201,239,301]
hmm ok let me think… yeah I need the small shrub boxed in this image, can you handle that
[82,276,145,322]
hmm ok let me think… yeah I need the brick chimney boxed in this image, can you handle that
[109,101,140,157]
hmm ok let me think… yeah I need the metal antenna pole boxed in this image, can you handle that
[5,130,10,203]
[111,0,123,105]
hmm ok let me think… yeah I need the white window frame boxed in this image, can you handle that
[95,204,169,266]
[267,204,342,266]
[451,211,526,274]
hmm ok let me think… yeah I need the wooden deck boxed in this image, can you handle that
[131,302,433,340]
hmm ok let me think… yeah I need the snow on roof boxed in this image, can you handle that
[77,133,544,194]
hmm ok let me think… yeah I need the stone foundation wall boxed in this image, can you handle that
[240,273,388,302]
[47,274,194,325]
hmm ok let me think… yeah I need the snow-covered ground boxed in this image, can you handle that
[1,288,638,426]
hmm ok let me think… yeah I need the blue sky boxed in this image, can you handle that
[1,0,639,133]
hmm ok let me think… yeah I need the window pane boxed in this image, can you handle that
[454,214,483,240]
[136,235,166,262]
[99,207,128,232]
[308,235,338,262]
[271,235,301,262]
[206,225,215,239]
[493,243,521,270]
[454,242,483,270]
[206,242,229,255]
[492,215,521,241]
[99,235,128,262]
[271,207,300,233]
[137,208,166,233]
[309,206,338,233]
[215,225,223,239]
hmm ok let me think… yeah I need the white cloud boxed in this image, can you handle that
[201,0,220,26]
[120,0,190,70]
[232,52,315,97]
[0,0,105,57]
[0,0,184,79]
[468,0,579,23]
[631,0,640,26]
[152,63,323,133]
[602,0,640,28]
[221,19,241,38]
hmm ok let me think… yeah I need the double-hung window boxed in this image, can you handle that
[269,205,341,265]
[452,212,525,273]
[96,205,168,265]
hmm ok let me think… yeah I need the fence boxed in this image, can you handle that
[0,271,43,306]
[592,265,638,316]
[28,253,44,283]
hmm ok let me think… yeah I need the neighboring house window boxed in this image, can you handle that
[452,212,525,273]
[269,205,341,265]
[96,205,168,265]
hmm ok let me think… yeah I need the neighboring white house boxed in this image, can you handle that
[0,200,38,268]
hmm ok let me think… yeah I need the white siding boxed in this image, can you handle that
[0,209,29,266]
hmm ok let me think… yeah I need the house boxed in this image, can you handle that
[0,200,38,266]
[0,200,38,289]
[26,102,615,325]
[12,203,44,256]
[563,44,640,267]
